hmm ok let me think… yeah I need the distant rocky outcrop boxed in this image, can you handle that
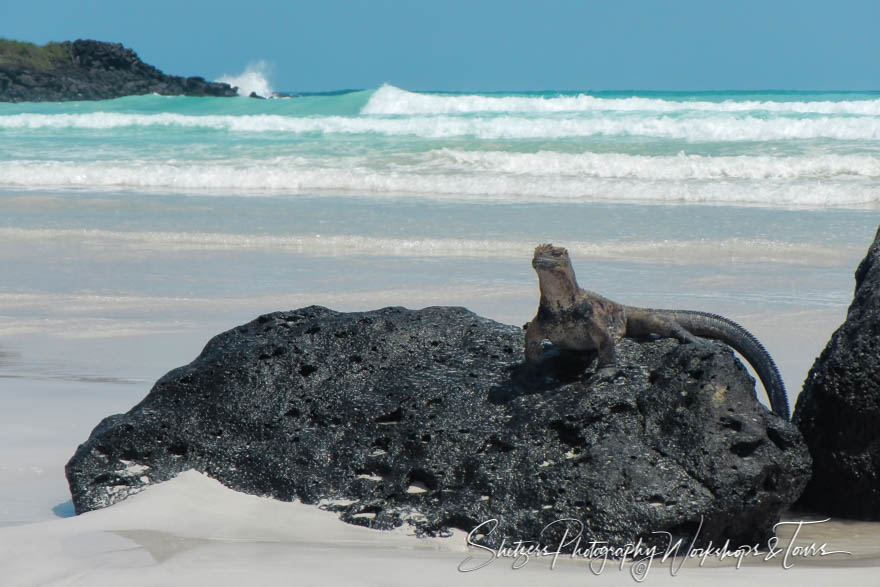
[66,305,810,549]
[0,39,238,102]
[794,226,880,518]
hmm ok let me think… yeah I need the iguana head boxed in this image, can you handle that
[532,243,574,272]
[532,244,580,300]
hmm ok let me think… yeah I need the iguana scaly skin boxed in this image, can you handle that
[524,244,790,419]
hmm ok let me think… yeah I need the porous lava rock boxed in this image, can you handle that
[794,226,880,518]
[67,305,810,549]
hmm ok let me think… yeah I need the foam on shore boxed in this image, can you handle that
[0,227,863,265]
[0,160,877,206]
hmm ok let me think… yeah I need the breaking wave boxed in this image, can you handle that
[3,111,880,141]
[363,84,880,115]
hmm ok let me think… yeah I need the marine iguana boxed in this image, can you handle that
[524,243,790,420]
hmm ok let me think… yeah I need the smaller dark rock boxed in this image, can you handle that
[794,225,880,518]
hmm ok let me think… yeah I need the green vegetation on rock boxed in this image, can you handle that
[0,39,71,71]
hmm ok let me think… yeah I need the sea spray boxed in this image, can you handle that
[216,61,275,98]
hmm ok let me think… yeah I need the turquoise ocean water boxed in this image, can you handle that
[2,85,880,206]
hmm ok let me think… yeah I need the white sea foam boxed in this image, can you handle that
[3,111,880,141]
[363,84,880,115]
[216,61,275,98]
[1,157,877,206]
[433,150,880,180]
[7,150,880,184]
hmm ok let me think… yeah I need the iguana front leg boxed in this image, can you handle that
[524,320,545,364]
[595,329,618,369]
[591,299,627,372]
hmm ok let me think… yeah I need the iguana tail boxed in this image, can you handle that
[649,309,790,420]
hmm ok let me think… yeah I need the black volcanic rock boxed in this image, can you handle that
[66,305,810,549]
[0,39,238,102]
[794,226,880,518]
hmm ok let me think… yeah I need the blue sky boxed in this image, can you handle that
[3,0,878,91]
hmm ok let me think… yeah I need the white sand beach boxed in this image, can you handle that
[0,470,878,586]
